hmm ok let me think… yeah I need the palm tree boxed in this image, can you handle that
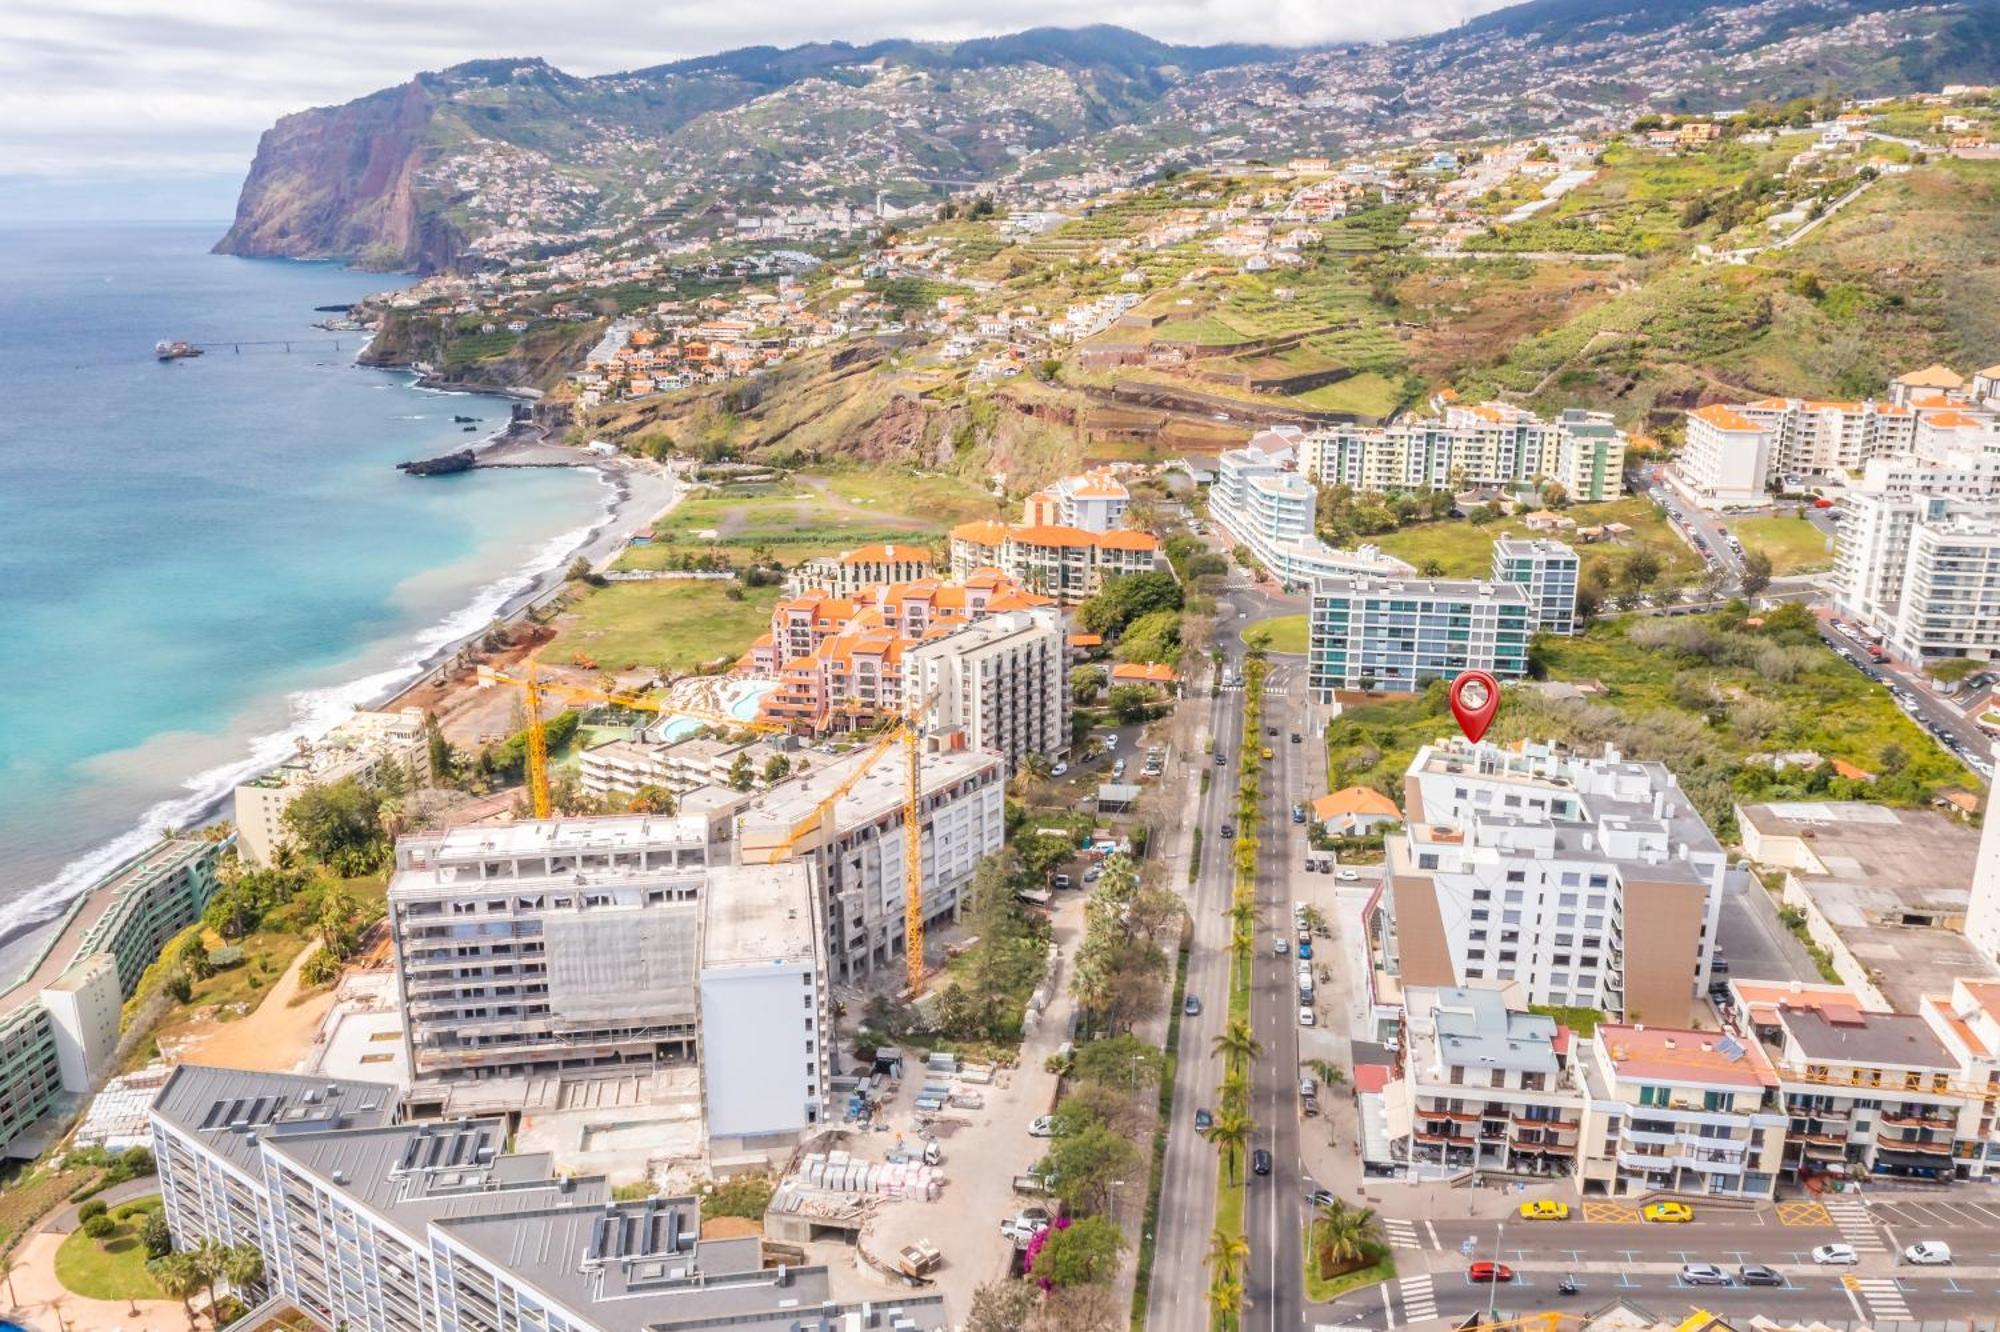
[1210,1018,1264,1068]
[1312,1196,1382,1276]
[191,1237,229,1323]
[1206,1227,1250,1331]
[223,1244,265,1299]
[148,1254,202,1330]
[1219,1067,1250,1108]
[1201,1105,1257,1184]
[1304,1058,1348,1093]
[0,1252,15,1307]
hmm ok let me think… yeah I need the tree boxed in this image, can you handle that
[1739,548,1773,596]
[1418,558,1446,577]
[317,888,362,960]
[1304,1058,1348,1093]
[281,777,387,875]
[1069,665,1106,704]
[1200,1105,1257,1184]
[299,946,342,988]
[762,754,792,784]
[1042,1120,1140,1216]
[1114,609,1182,666]
[1106,685,1156,725]
[1210,1018,1264,1068]
[1030,1214,1123,1286]
[1076,572,1183,638]
[627,784,675,814]
[965,1278,1038,1332]
[191,1237,230,1324]
[1617,549,1664,598]
[1312,1196,1382,1274]
[143,1209,173,1259]
[148,1253,203,1331]
[728,753,754,792]
[223,1244,264,1297]
[1206,1227,1249,1332]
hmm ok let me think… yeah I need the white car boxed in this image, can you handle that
[1298,1006,1316,1027]
[1337,869,1359,882]
[1028,1115,1055,1138]
[1811,1243,1858,1266]
[1050,762,1068,777]
[1903,1241,1952,1265]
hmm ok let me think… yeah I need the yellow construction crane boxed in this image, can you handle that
[484,663,787,818]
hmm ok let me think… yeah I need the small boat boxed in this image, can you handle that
[452,414,479,423]
[155,339,203,361]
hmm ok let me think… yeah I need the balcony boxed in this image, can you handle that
[1514,1113,1579,1132]
[1880,1109,1956,1129]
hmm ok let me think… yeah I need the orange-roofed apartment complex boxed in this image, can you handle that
[947,469,1162,602]
[748,574,1068,768]
[786,544,934,597]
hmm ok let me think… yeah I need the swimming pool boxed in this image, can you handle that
[650,678,775,743]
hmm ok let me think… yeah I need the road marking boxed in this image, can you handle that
[1396,1274,1437,1324]
[1851,1275,1912,1322]
[1822,1197,1886,1252]
[1775,1200,1831,1227]
[1581,1201,1641,1224]
[1379,1281,1396,1328]
[1381,1218,1423,1252]
[1424,1219,1441,1250]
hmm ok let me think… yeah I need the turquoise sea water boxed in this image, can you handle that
[0,223,603,955]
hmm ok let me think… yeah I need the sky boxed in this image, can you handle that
[1,0,1511,220]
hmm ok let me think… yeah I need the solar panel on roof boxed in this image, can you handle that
[1716,1035,1746,1062]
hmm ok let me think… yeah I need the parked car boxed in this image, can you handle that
[1643,1202,1694,1223]
[1812,1243,1859,1266]
[1306,1186,1336,1208]
[1468,1262,1514,1283]
[1298,1006,1316,1027]
[1518,1200,1569,1220]
[1297,940,1312,960]
[1029,1116,1055,1138]
[1193,1107,1213,1130]
[1291,732,1303,743]
[1251,1149,1272,1176]
[1000,1207,1052,1242]
[1183,995,1202,1017]
[1738,1264,1783,1287]
[1337,869,1359,882]
[1050,762,1068,777]
[1680,1263,1730,1286]
[1904,1241,1952,1265]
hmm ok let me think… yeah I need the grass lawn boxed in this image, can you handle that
[558,581,781,674]
[56,1196,164,1300]
[1287,371,1407,420]
[1246,615,1309,655]
[1529,1004,1606,1035]
[1731,514,1834,574]
[1302,1233,1396,1303]
[1372,498,1699,588]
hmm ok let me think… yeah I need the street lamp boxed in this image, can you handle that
[1108,1179,1127,1224]
[1486,1220,1506,1323]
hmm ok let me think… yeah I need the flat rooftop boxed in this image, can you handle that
[1739,802,1979,901]
[408,814,710,862]
[739,743,997,834]
[1409,985,1560,1076]
[1778,1005,1956,1070]
[1312,575,1530,602]
[700,863,816,968]
[150,1065,398,1179]
[1597,1024,1777,1088]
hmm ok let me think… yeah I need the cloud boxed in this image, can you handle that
[3,0,1510,183]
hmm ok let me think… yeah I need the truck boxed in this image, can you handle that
[1011,1172,1055,1196]
[895,1239,943,1279]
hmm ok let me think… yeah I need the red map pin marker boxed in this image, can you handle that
[1448,670,1500,744]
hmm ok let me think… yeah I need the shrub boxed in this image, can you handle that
[81,1213,115,1239]
[77,1199,109,1224]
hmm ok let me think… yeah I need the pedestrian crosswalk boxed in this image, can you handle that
[1851,1275,1911,1322]
[1395,1273,1438,1325]
[1381,1218,1424,1251]
[1823,1196,1887,1252]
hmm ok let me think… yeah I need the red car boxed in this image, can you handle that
[1813,497,1835,508]
[1468,1261,1515,1283]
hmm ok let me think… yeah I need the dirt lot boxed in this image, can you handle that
[816,897,1086,1322]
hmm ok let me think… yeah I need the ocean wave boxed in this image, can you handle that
[0,475,616,944]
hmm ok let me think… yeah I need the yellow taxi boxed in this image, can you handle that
[1518,1200,1569,1221]
[1642,1201,1694,1223]
[1261,747,1275,761]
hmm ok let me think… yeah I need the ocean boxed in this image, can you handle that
[0,222,605,966]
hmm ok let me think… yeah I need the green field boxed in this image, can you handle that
[558,581,782,673]
[55,1196,164,1300]
[1247,614,1309,654]
[1372,498,1699,588]
[1731,514,1834,574]
[1287,371,1407,420]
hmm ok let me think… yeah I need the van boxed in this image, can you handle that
[1052,873,1072,890]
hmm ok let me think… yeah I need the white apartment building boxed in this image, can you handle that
[1737,397,1917,476]
[1966,765,2000,968]
[1887,514,2000,661]
[1491,535,1581,635]
[151,1065,944,1332]
[233,708,431,866]
[1673,404,1773,510]
[1307,576,1532,698]
[946,520,1162,602]
[1026,467,1131,532]
[785,542,934,596]
[1576,1024,1787,1199]
[1399,985,1583,1178]
[902,607,1068,774]
[1205,443,1413,590]
[1375,739,1725,1022]
[578,733,790,803]
[386,817,830,1144]
[724,745,1007,982]
[1303,403,1625,501]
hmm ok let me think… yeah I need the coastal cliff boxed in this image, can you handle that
[213,78,462,273]
[359,308,604,394]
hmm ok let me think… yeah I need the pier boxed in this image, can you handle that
[187,338,353,354]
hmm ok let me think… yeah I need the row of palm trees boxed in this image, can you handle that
[1203,647,1273,1329]
[146,1238,263,1330]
